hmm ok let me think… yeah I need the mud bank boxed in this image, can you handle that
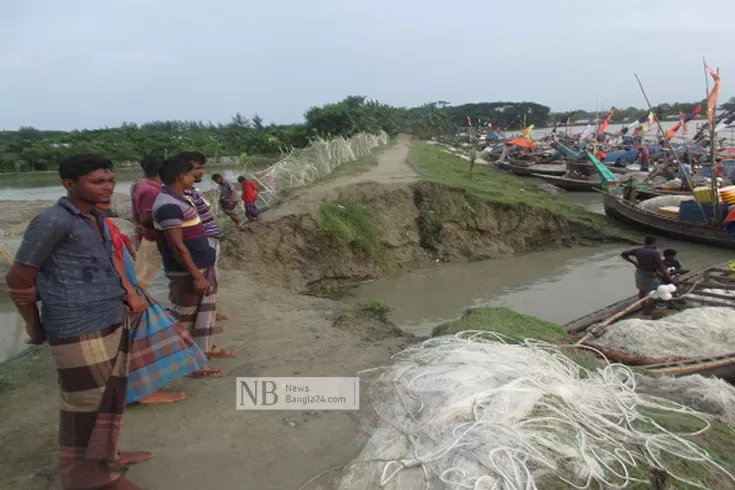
[220,181,626,293]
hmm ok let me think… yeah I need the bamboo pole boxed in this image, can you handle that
[634,74,708,219]
[704,58,722,226]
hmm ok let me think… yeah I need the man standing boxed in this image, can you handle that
[621,236,672,299]
[212,173,243,225]
[175,151,230,321]
[153,156,236,366]
[131,155,164,290]
[6,154,148,490]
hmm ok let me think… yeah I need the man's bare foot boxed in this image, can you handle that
[119,451,153,466]
[188,366,224,378]
[207,345,236,359]
[106,476,144,489]
[137,392,185,405]
[216,312,231,321]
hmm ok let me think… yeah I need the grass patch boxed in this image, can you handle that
[409,142,633,238]
[305,281,350,298]
[355,300,393,323]
[432,307,571,344]
[319,200,382,257]
[333,300,404,340]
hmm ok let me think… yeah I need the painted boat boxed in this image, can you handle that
[566,262,735,380]
[508,163,567,177]
[602,192,735,249]
[533,174,602,191]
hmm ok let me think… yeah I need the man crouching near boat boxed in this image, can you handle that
[6,154,148,489]
[620,235,673,299]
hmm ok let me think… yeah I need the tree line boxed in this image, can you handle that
[2,95,733,172]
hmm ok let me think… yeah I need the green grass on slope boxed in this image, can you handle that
[319,199,382,258]
[432,306,571,343]
[409,142,634,237]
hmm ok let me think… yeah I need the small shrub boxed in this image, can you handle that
[355,300,394,324]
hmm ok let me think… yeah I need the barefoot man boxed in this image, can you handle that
[175,151,231,322]
[153,156,236,373]
[6,154,149,490]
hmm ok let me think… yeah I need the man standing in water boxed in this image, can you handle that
[6,154,149,490]
[153,156,236,368]
[620,236,672,299]
[175,151,231,322]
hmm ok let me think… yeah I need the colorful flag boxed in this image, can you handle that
[522,124,534,139]
[598,108,615,134]
[467,116,473,126]
[706,65,721,125]
[507,138,535,149]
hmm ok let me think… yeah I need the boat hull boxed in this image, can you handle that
[602,193,735,249]
[533,174,602,191]
[508,164,566,177]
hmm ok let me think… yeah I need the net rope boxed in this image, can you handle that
[338,331,735,490]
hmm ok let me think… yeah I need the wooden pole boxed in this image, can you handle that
[634,73,707,219]
[704,59,722,226]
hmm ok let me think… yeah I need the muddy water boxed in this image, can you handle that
[344,243,735,337]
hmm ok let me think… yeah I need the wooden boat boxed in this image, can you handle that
[566,262,735,380]
[533,174,602,191]
[508,163,566,177]
[602,192,735,249]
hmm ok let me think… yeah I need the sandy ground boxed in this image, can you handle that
[0,139,418,490]
[264,134,416,221]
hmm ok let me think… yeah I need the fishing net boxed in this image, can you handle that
[636,195,693,213]
[338,332,734,490]
[250,131,388,208]
[595,307,735,360]
[635,374,735,425]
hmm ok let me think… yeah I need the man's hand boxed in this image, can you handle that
[127,292,148,313]
[193,275,211,296]
[10,286,37,306]
[24,316,45,344]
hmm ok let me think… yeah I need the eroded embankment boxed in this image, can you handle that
[220,181,623,293]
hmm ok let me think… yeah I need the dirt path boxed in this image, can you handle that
[264,134,416,221]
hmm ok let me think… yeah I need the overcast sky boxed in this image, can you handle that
[2,0,733,130]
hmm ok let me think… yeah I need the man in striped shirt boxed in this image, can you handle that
[153,156,235,369]
[176,151,230,322]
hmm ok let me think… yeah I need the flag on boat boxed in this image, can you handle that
[706,64,721,126]
[598,108,615,134]
[507,138,535,149]
[522,124,534,139]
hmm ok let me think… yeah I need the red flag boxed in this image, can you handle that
[467,116,472,126]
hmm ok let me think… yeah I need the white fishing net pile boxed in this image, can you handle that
[636,195,693,213]
[338,332,734,490]
[688,288,735,307]
[635,374,735,425]
[251,131,388,208]
[596,307,735,360]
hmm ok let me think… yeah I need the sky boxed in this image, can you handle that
[1,0,734,130]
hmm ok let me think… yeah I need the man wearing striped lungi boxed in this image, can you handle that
[152,156,236,375]
[6,155,149,490]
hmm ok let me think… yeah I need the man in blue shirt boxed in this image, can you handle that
[6,154,148,490]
